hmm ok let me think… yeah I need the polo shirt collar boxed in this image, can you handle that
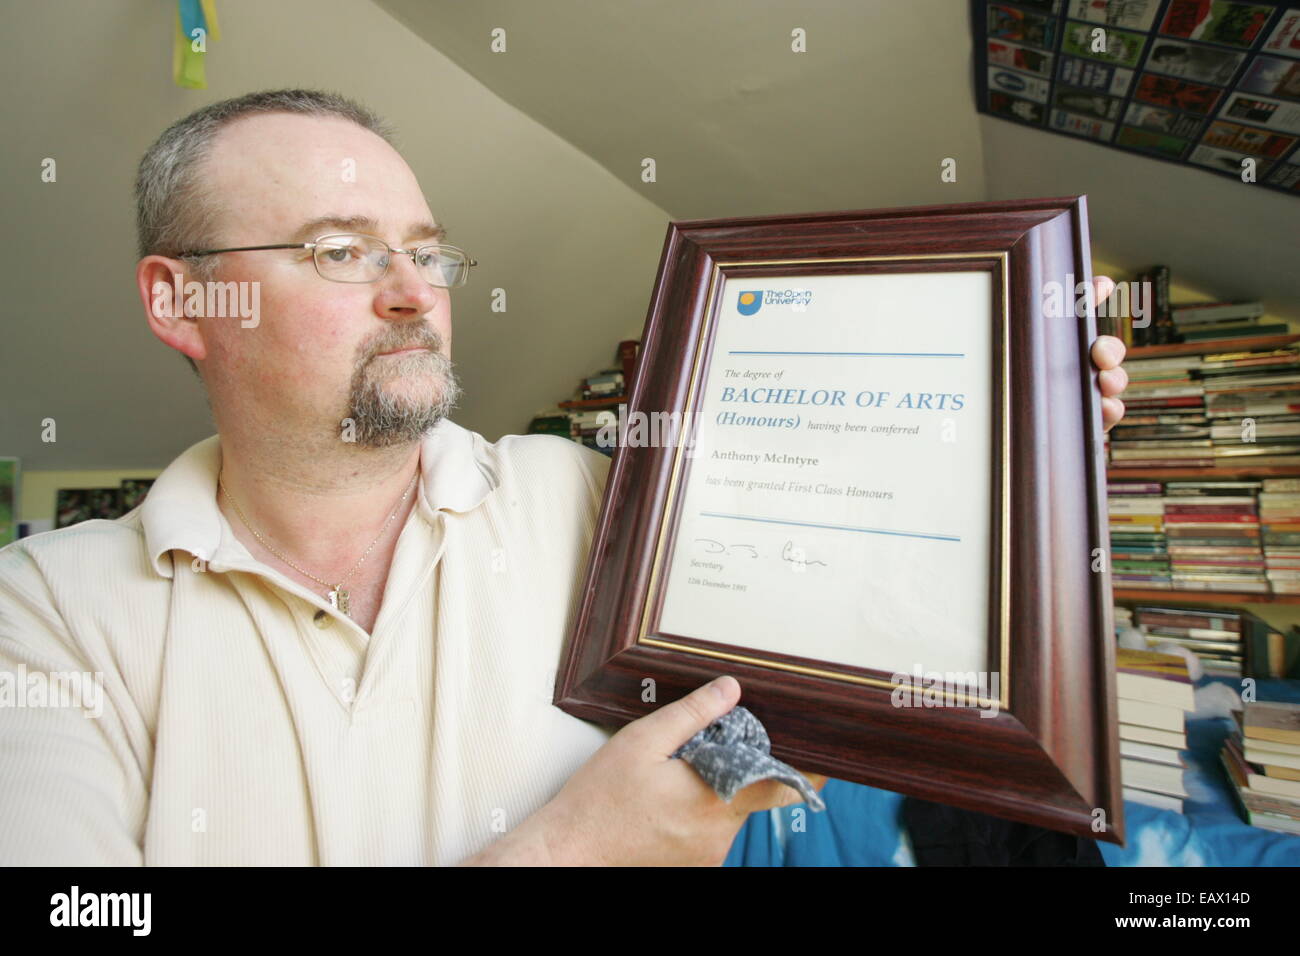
[141,418,496,579]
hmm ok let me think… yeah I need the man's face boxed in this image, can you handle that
[194,113,458,447]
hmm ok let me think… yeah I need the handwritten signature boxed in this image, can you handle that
[694,537,757,557]
[692,537,827,568]
[782,539,826,568]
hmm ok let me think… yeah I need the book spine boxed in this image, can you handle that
[1133,270,1151,347]
[1154,265,1174,345]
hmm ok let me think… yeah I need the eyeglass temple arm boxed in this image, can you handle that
[178,243,311,257]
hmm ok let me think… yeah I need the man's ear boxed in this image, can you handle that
[137,255,208,363]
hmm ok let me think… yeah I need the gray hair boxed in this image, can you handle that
[134,89,395,375]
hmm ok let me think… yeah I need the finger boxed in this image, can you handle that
[801,772,830,792]
[1099,365,1128,398]
[1093,274,1116,306]
[1102,396,1125,432]
[1091,334,1126,371]
[622,676,740,756]
[731,778,806,817]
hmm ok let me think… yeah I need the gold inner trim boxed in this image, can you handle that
[636,252,1012,711]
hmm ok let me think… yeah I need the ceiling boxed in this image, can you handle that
[376,0,992,217]
[378,0,1299,315]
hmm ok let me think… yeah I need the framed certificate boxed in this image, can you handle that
[555,197,1123,844]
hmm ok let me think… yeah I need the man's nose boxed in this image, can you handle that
[373,251,439,318]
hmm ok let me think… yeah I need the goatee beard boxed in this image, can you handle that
[345,326,462,448]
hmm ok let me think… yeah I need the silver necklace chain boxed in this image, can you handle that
[218,470,419,615]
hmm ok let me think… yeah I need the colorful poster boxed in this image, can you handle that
[1115,125,1191,156]
[1202,119,1298,155]
[1067,0,1161,31]
[989,66,1052,102]
[1144,39,1246,84]
[989,3,1059,48]
[1124,102,1207,137]
[120,478,156,512]
[1188,143,1267,173]
[988,89,1046,123]
[1159,0,1275,48]
[1051,109,1117,138]
[1058,54,1135,93]
[1053,85,1125,118]
[1240,55,1300,97]
[975,0,1299,195]
[1266,160,1300,187]
[1262,7,1300,57]
[1133,73,1225,113]
[988,38,1055,75]
[1221,90,1300,134]
[1061,20,1149,65]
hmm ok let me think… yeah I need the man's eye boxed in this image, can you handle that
[322,246,355,263]
[416,251,437,268]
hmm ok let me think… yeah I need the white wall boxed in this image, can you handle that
[0,0,672,473]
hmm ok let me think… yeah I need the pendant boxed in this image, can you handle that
[327,586,351,616]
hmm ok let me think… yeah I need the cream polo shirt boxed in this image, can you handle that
[0,419,616,865]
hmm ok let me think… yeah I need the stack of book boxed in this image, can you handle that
[1109,355,1208,468]
[525,340,640,458]
[1118,604,1299,679]
[569,408,621,455]
[1172,301,1287,344]
[1260,478,1300,594]
[1109,346,1300,470]
[1108,481,1170,589]
[1162,481,1267,594]
[1221,701,1300,835]
[525,407,575,440]
[1124,265,1173,346]
[579,369,624,401]
[1203,346,1300,468]
[1117,648,1195,812]
[1130,605,1247,677]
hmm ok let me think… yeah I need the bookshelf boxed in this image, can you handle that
[1114,333,1300,360]
[1108,332,1300,606]
[1109,466,1300,480]
[1113,589,1300,606]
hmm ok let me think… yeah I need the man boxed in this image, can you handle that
[0,90,1129,866]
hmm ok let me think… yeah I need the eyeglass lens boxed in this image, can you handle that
[313,234,469,287]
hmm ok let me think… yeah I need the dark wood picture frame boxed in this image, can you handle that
[555,196,1123,844]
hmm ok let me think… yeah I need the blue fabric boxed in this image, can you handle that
[725,677,1300,867]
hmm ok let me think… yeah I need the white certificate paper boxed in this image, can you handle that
[656,269,998,677]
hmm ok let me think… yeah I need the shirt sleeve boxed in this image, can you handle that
[571,444,613,512]
[0,543,147,865]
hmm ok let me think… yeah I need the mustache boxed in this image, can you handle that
[360,324,445,363]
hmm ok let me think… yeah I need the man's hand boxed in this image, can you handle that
[463,676,826,866]
[1090,275,1128,433]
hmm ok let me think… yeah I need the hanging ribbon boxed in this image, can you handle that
[173,0,220,89]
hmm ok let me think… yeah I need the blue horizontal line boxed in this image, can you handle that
[698,511,960,542]
[727,351,964,357]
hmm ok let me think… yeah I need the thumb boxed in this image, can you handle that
[625,675,740,757]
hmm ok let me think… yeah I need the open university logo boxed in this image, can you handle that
[737,290,763,315]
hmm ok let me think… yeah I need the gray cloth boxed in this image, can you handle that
[672,705,826,812]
